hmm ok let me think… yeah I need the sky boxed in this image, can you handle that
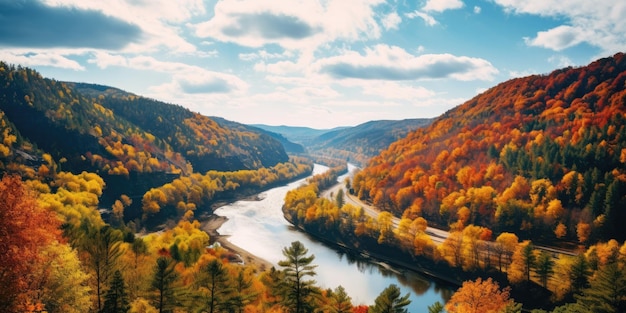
[0,0,624,129]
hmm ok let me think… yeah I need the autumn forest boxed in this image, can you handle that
[1,52,626,313]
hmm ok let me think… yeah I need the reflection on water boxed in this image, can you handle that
[215,164,454,311]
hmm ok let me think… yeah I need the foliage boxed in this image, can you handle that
[352,53,626,242]
[36,242,92,313]
[278,241,319,313]
[195,259,233,313]
[142,158,312,220]
[368,284,411,313]
[151,256,180,313]
[102,270,130,313]
[445,278,513,313]
[0,175,62,312]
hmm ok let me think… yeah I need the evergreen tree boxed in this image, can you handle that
[261,266,285,308]
[535,251,555,289]
[196,259,233,313]
[278,241,318,313]
[522,242,536,282]
[369,284,411,313]
[328,285,352,313]
[231,268,257,313]
[569,254,590,294]
[101,270,130,313]
[428,301,444,313]
[336,189,345,208]
[82,224,123,312]
[576,263,626,313]
[151,257,179,313]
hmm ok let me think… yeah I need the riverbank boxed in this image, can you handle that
[200,213,274,272]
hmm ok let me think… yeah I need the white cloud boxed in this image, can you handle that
[473,6,481,14]
[493,0,626,54]
[340,80,436,100]
[423,0,464,12]
[254,60,301,75]
[508,69,539,78]
[548,55,574,67]
[405,11,438,27]
[524,25,586,51]
[314,44,498,81]
[381,12,402,30]
[194,0,385,51]
[0,51,85,70]
[475,87,488,94]
[42,0,206,53]
[196,50,219,58]
[88,51,127,69]
[239,50,293,61]
[88,53,248,94]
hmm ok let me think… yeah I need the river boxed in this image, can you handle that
[215,164,454,311]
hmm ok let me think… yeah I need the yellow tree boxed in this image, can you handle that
[508,240,535,284]
[494,232,519,272]
[377,212,395,245]
[439,232,464,267]
[445,278,513,313]
[462,225,488,270]
[36,242,92,313]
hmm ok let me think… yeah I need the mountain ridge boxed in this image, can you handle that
[353,52,626,242]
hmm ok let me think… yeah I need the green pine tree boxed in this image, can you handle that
[101,270,130,313]
[576,263,626,313]
[151,256,180,313]
[369,284,411,313]
[278,241,319,313]
[196,259,234,313]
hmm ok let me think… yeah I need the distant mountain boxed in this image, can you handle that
[0,64,289,179]
[353,53,626,242]
[212,117,305,154]
[251,124,348,145]
[254,119,432,166]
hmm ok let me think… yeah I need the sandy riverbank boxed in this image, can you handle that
[200,213,273,272]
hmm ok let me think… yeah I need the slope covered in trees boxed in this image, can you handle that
[72,83,289,173]
[352,53,626,243]
[255,118,432,166]
[0,65,289,178]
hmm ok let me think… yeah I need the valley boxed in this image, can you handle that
[1,52,626,313]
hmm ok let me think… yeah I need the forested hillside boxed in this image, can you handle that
[305,119,432,166]
[353,53,626,243]
[72,83,289,173]
[0,65,289,179]
[0,62,299,223]
[255,119,431,166]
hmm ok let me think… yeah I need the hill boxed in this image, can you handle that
[251,124,346,145]
[211,117,305,154]
[352,53,626,243]
[254,119,432,166]
[0,63,291,211]
[71,83,289,173]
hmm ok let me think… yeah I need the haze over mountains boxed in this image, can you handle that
[254,118,432,166]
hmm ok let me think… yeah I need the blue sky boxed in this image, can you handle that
[0,0,623,128]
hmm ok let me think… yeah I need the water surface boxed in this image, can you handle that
[215,164,453,310]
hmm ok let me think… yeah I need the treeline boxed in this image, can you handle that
[0,173,426,313]
[352,52,626,243]
[0,63,290,180]
[141,157,313,224]
[283,169,626,311]
[305,119,432,167]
